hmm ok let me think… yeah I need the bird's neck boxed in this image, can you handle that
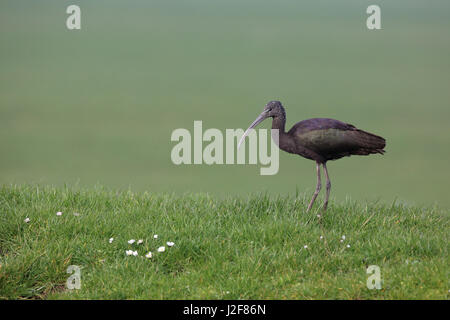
[271,114,286,134]
[271,114,296,153]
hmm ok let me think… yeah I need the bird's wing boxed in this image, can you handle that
[289,118,356,135]
[289,118,385,159]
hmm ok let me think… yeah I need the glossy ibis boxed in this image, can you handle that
[238,101,386,212]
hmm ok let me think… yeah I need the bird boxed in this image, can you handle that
[238,100,386,212]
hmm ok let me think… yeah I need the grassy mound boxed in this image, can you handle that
[0,185,448,299]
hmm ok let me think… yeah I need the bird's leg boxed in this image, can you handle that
[322,163,331,211]
[306,162,322,212]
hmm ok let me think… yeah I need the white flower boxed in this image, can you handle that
[346,244,351,248]
[126,250,133,256]
[342,235,346,240]
[303,245,308,249]
[157,246,165,253]
[56,211,62,216]
[145,252,152,259]
[153,234,158,239]
[132,250,138,256]
[128,239,136,244]
[319,236,324,240]
[137,239,143,245]
[317,214,321,218]
[24,217,30,223]
[167,241,175,247]
[109,238,114,243]
[340,239,344,243]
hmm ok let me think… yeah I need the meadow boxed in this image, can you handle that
[0,185,448,299]
[1,1,450,208]
[0,1,449,300]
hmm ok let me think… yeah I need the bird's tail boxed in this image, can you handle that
[353,129,386,155]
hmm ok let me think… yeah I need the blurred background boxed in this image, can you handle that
[1,0,449,207]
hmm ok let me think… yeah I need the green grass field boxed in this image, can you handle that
[1,1,450,208]
[0,185,448,299]
[1,1,449,300]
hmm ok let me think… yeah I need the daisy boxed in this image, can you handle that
[157,246,165,253]
[24,217,30,223]
[56,212,62,216]
[167,242,175,247]
[145,252,152,259]
[153,234,158,239]
[109,238,114,243]
[303,245,308,249]
[137,239,144,245]
[132,251,138,256]
[128,239,136,244]
[126,250,133,256]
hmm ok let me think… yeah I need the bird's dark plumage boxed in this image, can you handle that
[285,118,386,163]
[239,100,386,212]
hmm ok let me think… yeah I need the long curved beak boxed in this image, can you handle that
[238,110,269,149]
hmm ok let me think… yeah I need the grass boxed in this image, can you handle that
[0,184,448,299]
[1,3,449,298]
[1,0,450,207]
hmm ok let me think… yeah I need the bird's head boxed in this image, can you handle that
[263,100,285,118]
[238,100,285,149]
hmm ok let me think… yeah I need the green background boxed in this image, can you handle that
[1,0,449,208]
